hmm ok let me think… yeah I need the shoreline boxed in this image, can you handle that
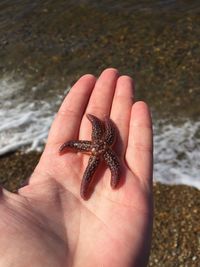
[0,151,199,266]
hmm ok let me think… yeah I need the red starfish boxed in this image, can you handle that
[59,114,120,199]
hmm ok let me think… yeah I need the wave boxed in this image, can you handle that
[0,76,68,155]
[154,120,200,189]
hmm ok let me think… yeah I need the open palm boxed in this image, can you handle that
[0,68,153,267]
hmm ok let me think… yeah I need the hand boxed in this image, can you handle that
[0,68,153,267]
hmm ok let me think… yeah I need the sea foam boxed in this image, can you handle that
[154,119,200,189]
[0,77,68,155]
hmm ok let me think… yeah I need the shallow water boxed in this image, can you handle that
[0,0,200,188]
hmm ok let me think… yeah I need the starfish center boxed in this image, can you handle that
[91,140,107,156]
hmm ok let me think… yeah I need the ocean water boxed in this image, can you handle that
[0,76,69,154]
[0,0,200,189]
[0,76,199,189]
[154,119,200,189]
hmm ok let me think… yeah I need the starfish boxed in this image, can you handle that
[59,114,120,199]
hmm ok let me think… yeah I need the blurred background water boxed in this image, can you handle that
[0,0,200,188]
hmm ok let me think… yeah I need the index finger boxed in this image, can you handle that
[47,74,96,146]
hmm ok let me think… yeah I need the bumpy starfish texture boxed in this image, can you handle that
[59,114,120,199]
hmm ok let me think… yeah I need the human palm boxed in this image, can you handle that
[0,68,153,267]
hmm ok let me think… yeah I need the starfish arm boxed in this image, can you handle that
[59,140,92,153]
[86,114,104,141]
[104,117,116,146]
[103,148,120,188]
[80,155,100,199]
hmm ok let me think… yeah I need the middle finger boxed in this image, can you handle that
[79,68,119,139]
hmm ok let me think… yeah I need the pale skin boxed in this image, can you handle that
[0,68,153,267]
